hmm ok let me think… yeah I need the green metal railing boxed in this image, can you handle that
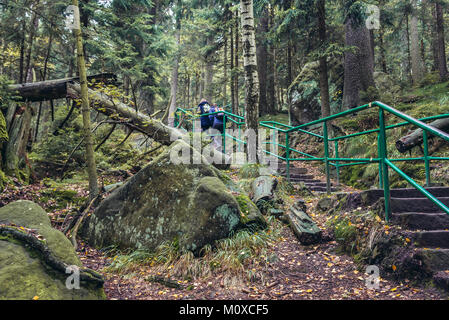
[175,101,449,222]
[260,101,449,222]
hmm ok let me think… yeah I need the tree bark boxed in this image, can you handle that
[234,10,240,114]
[9,74,116,102]
[342,15,376,109]
[410,0,426,85]
[317,0,330,119]
[435,1,448,81]
[240,0,260,161]
[256,7,268,116]
[168,0,182,127]
[72,0,99,200]
[267,5,276,114]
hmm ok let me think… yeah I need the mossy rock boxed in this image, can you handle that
[235,194,267,230]
[81,140,246,255]
[0,201,105,300]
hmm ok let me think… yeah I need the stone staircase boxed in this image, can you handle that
[359,187,449,291]
[275,162,338,193]
[273,160,449,290]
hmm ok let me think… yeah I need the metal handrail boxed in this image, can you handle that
[175,102,449,222]
[263,101,449,222]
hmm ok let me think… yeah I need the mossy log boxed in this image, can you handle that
[396,118,449,153]
[8,74,117,102]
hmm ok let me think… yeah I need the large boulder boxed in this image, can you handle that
[81,140,264,254]
[0,200,105,300]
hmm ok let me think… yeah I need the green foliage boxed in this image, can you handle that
[238,163,265,179]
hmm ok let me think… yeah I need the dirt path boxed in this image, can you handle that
[1,174,447,300]
[78,217,447,300]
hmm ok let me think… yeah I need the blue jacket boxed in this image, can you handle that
[209,107,224,133]
[198,101,212,130]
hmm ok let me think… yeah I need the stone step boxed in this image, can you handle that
[277,167,308,175]
[390,197,449,214]
[392,212,449,231]
[411,231,449,249]
[308,186,339,193]
[414,248,449,272]
[280,174,315,180]
[287,179,324,184]
[361,187,449,205]
[433,271,449,292]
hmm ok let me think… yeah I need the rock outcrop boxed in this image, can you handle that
[81,140,265,254]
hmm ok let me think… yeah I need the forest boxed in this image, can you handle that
[0,0,449,304]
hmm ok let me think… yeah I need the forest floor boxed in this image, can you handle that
[1,162,447,300]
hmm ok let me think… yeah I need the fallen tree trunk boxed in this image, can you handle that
[67,82,183,145]
[9,73,117,102]
[396,118,449,153]
[67,83,229,168]
[8,76,229,168]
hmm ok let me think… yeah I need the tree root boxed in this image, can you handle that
[0,225,104,287]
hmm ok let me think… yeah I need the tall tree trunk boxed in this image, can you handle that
[435,1,448,81]
[287,35,293,124]
[72,0,99,200]
[256,7,268,116]
[19,20,26,84]
[234,10,240,115]
[342,15,376,109]
[223,34,228,105]
[35,32,53,141]
[379,26,388,73]
[24,0,40,83]
[240,0,260,161]
[266,4,276,114]
[230,23,236,114]
[168,0,182,127]
[204,36,215,103]
[317,0,330,119]
[431,3,439,71]
[410,0,426,85]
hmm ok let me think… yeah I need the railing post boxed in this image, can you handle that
[323,121,331,194]
[238,124,242,153]
[377,132,383,189]
[286,132,290,182]
[379,108,391,223]
[335,140,340,186]
[222,114,227,154]
[423,130,431,187]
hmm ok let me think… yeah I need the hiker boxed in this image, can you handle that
[197,99,212,132]
[209,103,225,134]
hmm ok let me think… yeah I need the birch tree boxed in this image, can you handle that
[240,0,260,162]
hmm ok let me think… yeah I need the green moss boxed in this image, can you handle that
[0,170,7,190]
[39,188,86,210]
[0,111,8,143]
[0,201,106,299]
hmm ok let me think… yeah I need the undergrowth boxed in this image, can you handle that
[104,216,285,285]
